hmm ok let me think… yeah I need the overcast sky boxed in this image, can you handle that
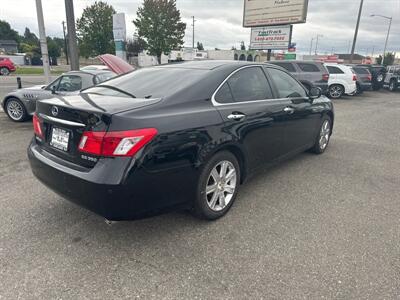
[1,0,399,56]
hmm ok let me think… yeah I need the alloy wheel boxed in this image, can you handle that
[319,120,331,150]
[206,160,237,212]
[6,100,24,121]
[329,86,342,98]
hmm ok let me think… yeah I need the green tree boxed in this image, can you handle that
[133,0,186,64]
[76,1,116,58]
[127,36,146,57]
[197,41,204,51]
[47,37,61,65]
[23,27,39,46]
[240,41,246,50]
[376,52,395,66]
[0,20,20,42]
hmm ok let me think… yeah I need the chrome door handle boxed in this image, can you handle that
[283,107,295,114]
[227,113,246,120]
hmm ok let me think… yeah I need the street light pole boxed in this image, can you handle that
[314,35,323,55]
[371,14,393,65]
[191,16,196,49]
[309,38,314,56]
[35,0,51,83]
[350,0,364,63]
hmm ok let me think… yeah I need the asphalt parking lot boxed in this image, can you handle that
[0,88,399,299]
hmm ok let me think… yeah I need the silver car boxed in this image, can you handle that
[1,70,116,122]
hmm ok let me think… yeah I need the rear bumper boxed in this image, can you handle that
[28,141,197,220]
[358,82,372,91]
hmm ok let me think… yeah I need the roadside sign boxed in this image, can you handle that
[249,25,292,50]
[113,13,126,41]
[284,53,296,60]
[243,0,309,27]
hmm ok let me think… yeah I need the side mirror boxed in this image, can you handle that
[309,86,322,100]
[51,85,57,94]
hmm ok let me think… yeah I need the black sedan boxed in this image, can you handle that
[28,61,334,221]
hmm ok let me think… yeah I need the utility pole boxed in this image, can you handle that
[350,0,364,63]
[65,0,79,70]
[35,0,51,84]
[62,21,69,65]
[314,34,323,55]
[191,16,196,49]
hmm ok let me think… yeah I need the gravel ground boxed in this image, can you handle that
[0,90,399,299]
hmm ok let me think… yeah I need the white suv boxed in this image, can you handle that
[324,63,357,98]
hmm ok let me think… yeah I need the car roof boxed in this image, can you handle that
[156,60,265,70]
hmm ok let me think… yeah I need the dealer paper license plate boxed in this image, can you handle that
[50,127,70,151]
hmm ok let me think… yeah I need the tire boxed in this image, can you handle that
[311,116,332,154]
[193,151,240,220]
[5,98,28,122]
[328,85,344,99]
[0,67,10,76]
[389,80,397,92]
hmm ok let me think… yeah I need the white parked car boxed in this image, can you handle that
[324,63,357,98]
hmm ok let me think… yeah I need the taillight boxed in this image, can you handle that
[353,74,357,81]
[322,74,329,81]
[367,74,372,81]
[78,128,157,157]
[33,114,43,138]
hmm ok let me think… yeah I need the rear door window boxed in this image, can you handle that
[268,68,307,98]
[226,67,273,102]
[297,63,320,72]
[326,66,345,74]
[215,83,234,103]
[272,62,296,73]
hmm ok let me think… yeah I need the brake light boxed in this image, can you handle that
[322,74,329,81]
[367,74,372,81]
[33,114,43,138]
[78,128,157,157]
[353,74,357,81]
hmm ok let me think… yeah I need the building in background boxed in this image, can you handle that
[0,40,18,54]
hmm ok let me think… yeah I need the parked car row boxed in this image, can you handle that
[269,60,398,99]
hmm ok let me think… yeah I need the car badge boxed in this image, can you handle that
[51,106,59,117]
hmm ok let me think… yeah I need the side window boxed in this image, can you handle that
[297,63,320,72]
[58,75,82,91]
[326,66,344,74]
[46,77,61,91]
[272,62,296,73]
[215,82,234,103]
[268,68,307,98]
[226,67,273,102]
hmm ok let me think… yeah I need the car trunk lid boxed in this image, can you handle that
[34,94,160,167]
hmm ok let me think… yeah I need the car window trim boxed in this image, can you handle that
[211,65,288,106]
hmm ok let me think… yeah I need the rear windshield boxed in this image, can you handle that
[353,67,369,74]
[297,63,320,72]
[84,67,208,98]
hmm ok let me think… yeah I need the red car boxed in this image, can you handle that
[0,57,16,76]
